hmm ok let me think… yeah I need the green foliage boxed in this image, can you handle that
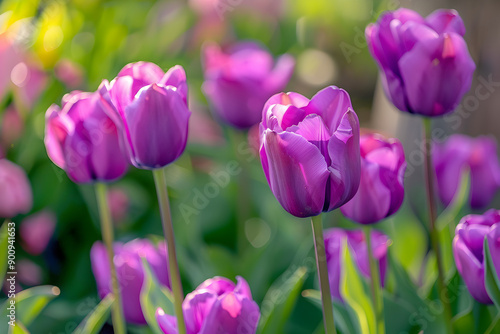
[73,294,114,334]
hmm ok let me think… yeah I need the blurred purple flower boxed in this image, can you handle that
[366,8,475,116]
[156,276,259,334]
[453,209,500,304]
[11,58,48,111]
[1,105,24,150]
[341,133,406,224]
[55,59,84,88]
[0,159,32,218]
[45,90,129,184]
[202,41,294,129]
[91,239,170,324]
[20,210,56,256]
[99,62,191,169]
[107,186,130,224]
[17,259,42,287]
[259,86,361,218]
[324,228,390,301]
[433,134,500,209]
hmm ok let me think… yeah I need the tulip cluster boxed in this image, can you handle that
[341,133,406,224]
[156,276,260,334]
[324,228,390,301]
[91,239,170,324]
[366,8,475,116]
[453,209,500,304]
[259,86,361,218]
[433,134,500,209]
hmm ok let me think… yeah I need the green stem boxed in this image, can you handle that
[311,214,337,334]
[422,118,454,334]
[228,128,250,255]
[95,183,126,334]
[152,168,187,334]
[364,226,385,334]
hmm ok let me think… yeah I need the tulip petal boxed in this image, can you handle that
[234,276,253,300]
[341,160,391,224]
[260,130,329,217]
[261,92,309,129]
[453,236,492,304]
[200,293,260,334]
[469,137,500,209]
[303,86,353,133]
[159,65,188,104]
[117,61,165,94]
[44,105,70,169]
[183,290,218,333]
[263,54,295,93]
[197,276,236,296]
[288,114,331,164]
[156,308,178,334]
[125,84,191,169]
[326,110,361,211]
[399,33,475,116]
[426,9,466,36]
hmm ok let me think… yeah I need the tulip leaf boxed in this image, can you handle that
[8,321,29,334]
[340,240,376,334]
[0,285,60,333]
[140,258,175,334]
[73,294,114,334]
[258,266,308,334]
[436,170,470,231]
[452,310,474,334]
[0,221,9,285]
[484,238,500,310]
[302,289,357,334]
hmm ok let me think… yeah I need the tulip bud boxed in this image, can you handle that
[341,133,406,224]
[0,159,32,218]
[99,62,191,169]
[202,41,294,129]
[20,210,56,255]
[433,134,500,209]
[324,228,390,301]
[453,209,500,304]
[44,90,129,184]
[366,8,475,116]
[90,239,170,324]
[156,276,260,334]
[259,86,361,218]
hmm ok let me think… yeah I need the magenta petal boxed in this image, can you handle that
[303,86,353,132]
[453,236,492,304]
[125,84,191,169]
[156,308,178,334]
[288,114,331,163]
[261,92,309,129]
[426,9,466,36]
[44,105,69,169]
[326,110,361,211]
[117,61,165,95]
[487,225,500,287]
[260,130,329,217]
[159,65,188,105]
[183,290,218,333]
[200,293,260,334]
[234,276,253,300]
[341,160,391,224]
[90,242,112,299]
[399,33,475,116]
[263,54,295,92]
[197,276,236,296]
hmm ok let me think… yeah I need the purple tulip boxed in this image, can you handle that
[324,228,390,301]
[259,86,361,218]
[91,239,170,324]
[45,91,129,184]
[20,210,56,255]
[202,41,294,129]
[433,134,500,209]
[341,133,406,224]
[0,159,32,218]
[366,8,475,116]
[156,276,260,334]
[99,62,191,169]
[453,209,500,304]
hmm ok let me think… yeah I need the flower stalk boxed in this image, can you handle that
[364,226,385,334]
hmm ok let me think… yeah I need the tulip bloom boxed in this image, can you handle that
[45,91,129,183]
[341,133,406,224]
[91,239,170,324]
[433,134,500,209]
[259,86,361,218]
[156,276,260,334]
[324,228,390,301]
[453,209,500,304]
[99,62,191,169]
[366,8,475,116]
[20,210,56,255]
[0,159,32,218]
[202,41,294,129]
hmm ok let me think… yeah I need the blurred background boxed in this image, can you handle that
[0,0,497,333]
